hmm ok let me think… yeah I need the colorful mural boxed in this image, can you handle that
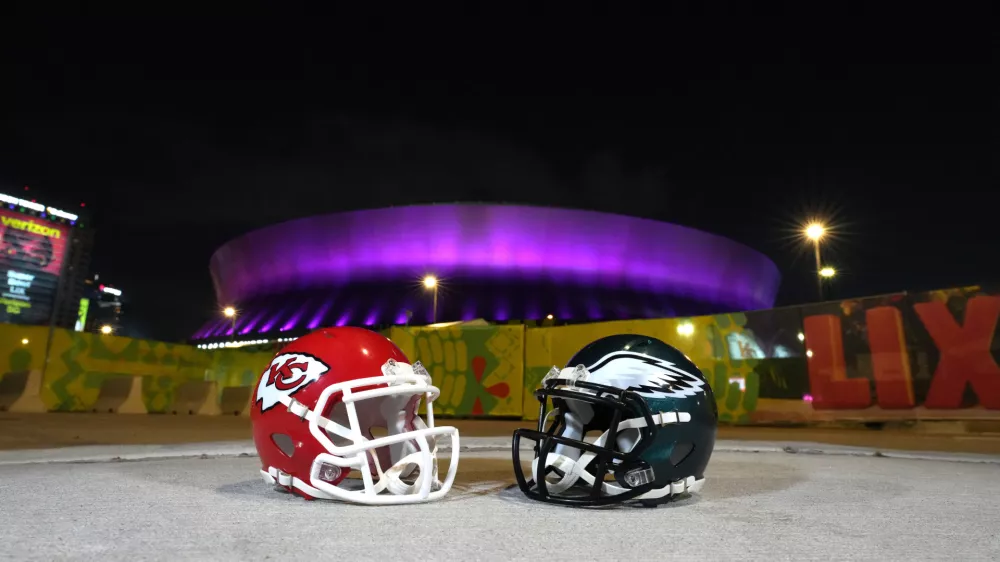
[203,348,275,390]
[389,325,523,417]
[0,324,273,412]
[1,284,997,421]
[523,314,763,423]
[522,285,1000,422]
[799,287,1000,412]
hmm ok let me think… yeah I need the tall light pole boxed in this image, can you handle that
[223,306,237,342]
[423,276,438,324]
[805,223,826,300]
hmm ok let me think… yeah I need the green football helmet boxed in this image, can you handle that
[512,334,718,507]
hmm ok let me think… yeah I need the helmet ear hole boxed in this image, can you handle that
[271,433,296,458]
[669,442,694,466]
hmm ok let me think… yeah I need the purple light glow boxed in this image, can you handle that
[586,298,602,320]
[282,299,314,331]
[209,317,229,338]
[335,311,352,327]
[229,312,253,336]
[306,300,334,330]
[557,294,571,319]
[461,301,477,321]
[209,204,780,308]
[259,307,287,333]
[192,204,781,340]
[239,308,269,335]
[193,318,220,339]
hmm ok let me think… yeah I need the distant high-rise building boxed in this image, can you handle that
[81,275,124,334]
[0,187,92,330]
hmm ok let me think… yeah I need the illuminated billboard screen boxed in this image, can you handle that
[0,208,70,325]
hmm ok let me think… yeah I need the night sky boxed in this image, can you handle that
[1,16,993,342]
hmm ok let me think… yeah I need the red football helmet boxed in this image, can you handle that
[250,327,460,505]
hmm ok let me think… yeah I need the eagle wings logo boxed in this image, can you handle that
[585,351,706,399]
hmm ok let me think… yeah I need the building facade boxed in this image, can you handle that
[191,204,781,346]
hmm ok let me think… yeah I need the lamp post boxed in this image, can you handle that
[423,276,438,324]
[805,223,826,300]
[223,306,237,341]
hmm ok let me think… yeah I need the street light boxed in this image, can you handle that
[223,306,237,341]
[804,222,827,300]
[805,223,825,242]
[423,276,438,324]
[820,266,836,278]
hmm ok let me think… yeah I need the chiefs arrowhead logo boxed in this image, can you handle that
[256,353,330,412]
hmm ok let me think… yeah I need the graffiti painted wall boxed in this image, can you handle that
[784,286,1000,421]
[523,285,1000,423]
[0,324,273,412]
[523,314,762,423]
[389,325,524,417]
[2,284,997,421]
[203,348,275,390]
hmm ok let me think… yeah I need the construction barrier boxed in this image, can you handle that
[0,370,46,412]
[169,381,222,415]
[219,386,252,416]
[0,284,996,423]
[0,327,274,413]
[92,375,147,414]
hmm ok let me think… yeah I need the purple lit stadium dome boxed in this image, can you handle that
[191,204,780,341]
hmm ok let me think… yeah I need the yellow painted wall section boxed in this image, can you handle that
[40,328,214,412]
[522,314,755,421]
[0,323,276,412]
[389,325,524,417]
[0,324,51,373]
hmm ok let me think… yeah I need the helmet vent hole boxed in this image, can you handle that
[271,433,295,458]
[669,442,694,466]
